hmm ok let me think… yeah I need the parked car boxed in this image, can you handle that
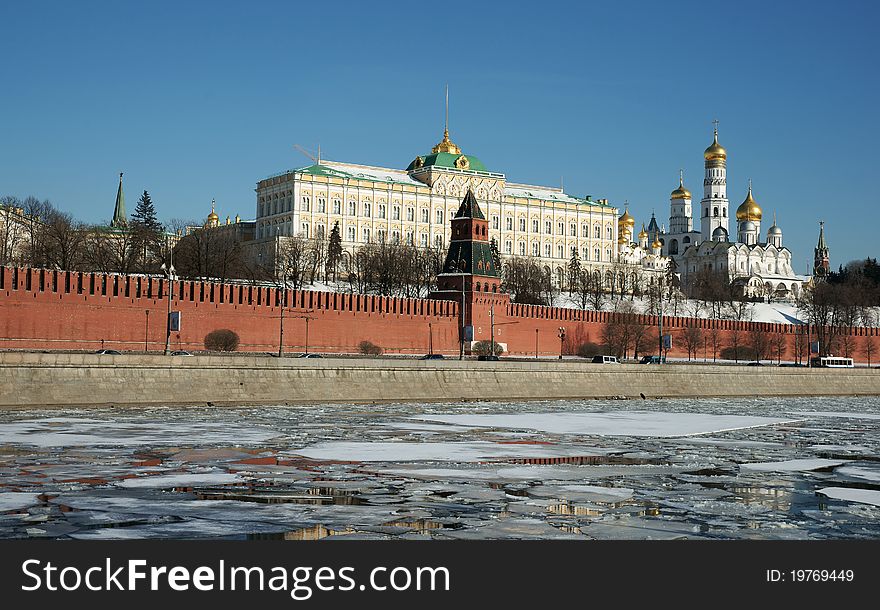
[746,361,764,366]
[421,354,445,360]
[94,349,122,355]
[170,350,194,356]
[477,354,500,361]
[299,353,324,358]
[639,355,665,364]
[591,355,620,364]
[778,362,804,367]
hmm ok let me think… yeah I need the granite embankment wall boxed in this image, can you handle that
[1,353,878,409]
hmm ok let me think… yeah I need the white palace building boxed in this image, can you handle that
[252,124,635,288]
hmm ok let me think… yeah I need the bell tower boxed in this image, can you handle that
[700,121,730,242]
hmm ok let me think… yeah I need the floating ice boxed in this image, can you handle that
[833,466,880,483]
[787,411,880,421]
[0,493,41,512]
[117,473,245,488]
[740,459,848,472]
[416,412,798,438]
[291,441,605,462]
[816,487,880,507]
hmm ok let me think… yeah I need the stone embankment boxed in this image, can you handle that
[1,353,878,408]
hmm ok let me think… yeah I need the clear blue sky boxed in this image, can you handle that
[1,0,877,271]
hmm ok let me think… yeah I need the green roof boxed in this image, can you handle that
[440,241,500,278]
[406,152,488,173]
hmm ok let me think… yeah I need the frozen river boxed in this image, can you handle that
[1,396,878,540]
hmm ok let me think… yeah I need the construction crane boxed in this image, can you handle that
[293,144,322,165]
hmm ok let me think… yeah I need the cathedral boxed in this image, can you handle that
[654,125,806,300]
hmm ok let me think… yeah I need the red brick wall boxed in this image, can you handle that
[1,267,876,360]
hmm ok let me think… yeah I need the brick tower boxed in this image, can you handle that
[431,189,509,354]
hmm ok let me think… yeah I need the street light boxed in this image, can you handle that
[160,241,176,356]
[558,326,566,360]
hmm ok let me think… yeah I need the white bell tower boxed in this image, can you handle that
[700,121,729,242]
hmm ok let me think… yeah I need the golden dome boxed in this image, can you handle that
[618,207,635,229]
[205,198,219,227]
[638,224,648,239]
[617,235,628,245]
[671,174,691,200]
[431,129,461,155]
[652,237,662,249]
[735,184,762,221]
[704,129,727,162]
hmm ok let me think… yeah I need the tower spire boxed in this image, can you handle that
[432,85,461,155]
[679,168,684,187]
[445,83,449,138]
[111,172,127,228]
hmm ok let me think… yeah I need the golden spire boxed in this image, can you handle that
[671,168,692,199]
[638,223,649,239]
[704,120,727,162]
[206,198,219,227]
[432,84,462,155]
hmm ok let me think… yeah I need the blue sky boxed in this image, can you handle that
[1,0,877,270]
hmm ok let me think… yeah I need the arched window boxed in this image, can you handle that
[669,239,679,255]
[713,207,718,217]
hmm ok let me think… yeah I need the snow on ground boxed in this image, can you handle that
[296,278,880,327]
[740,458,849,472]
[816,488,880,507]
[415,412,798,438]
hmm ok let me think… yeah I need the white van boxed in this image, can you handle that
[591,355,620,364]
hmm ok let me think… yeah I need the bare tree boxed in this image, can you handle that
[864,336,877,367]
[750,326,771,363]
[682,323,703,361]
[771,332,788,364]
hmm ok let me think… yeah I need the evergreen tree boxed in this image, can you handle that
[131,191,162,233]
[489,237,502,271]
[326,221,343,282]
[567,247,581,295]
[130,191,163,273]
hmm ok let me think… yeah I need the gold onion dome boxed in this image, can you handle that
[432,129,461,155]
[704,130,727,162]
[205,199,219,226]
[736,184,762,221]
[671,176,691,200]
[617,235,628,245]
[618,207,635,229]
[638,224,649,239]
[652,237,662,249]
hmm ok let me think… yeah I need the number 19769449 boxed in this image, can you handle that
[767,569,854,582]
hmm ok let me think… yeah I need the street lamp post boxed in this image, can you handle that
[489,304,495,358]
[535,328,539,359]
[278,285,287,357]
[160,242,176,356]
[144,310,149,352]
[558,326,566,360]
[428,322,433,356]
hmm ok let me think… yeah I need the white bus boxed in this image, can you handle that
[810,356,855,368]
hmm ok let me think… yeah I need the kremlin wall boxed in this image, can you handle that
[1,265,877,359]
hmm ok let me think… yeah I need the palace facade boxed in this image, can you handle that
[251,127,631,287]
